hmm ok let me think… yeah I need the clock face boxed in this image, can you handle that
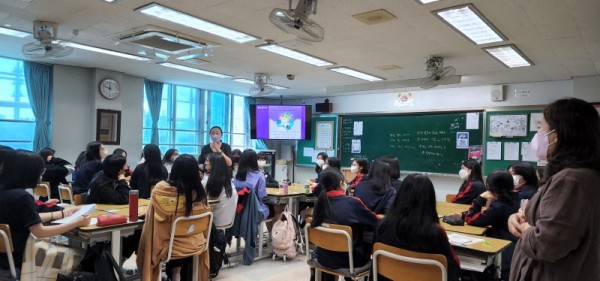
[99,79,120,99]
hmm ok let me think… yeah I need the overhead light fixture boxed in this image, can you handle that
[484,44,533,68]
[329,67,384,81]
[434,4,506,45]
[416,0,442,4]
[257,43,334,67]
[69,42,152,61]
[158,62,232,78]
[136,3,258,44]
[232,78,289,89]
[0,26,30,38]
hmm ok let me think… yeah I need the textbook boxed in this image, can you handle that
[53,204,96,224]
[447,233,484,246]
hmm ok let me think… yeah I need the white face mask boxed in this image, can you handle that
[257,160,266,168]
[513,175,522,187]
[201,174,208,187]
[322,164,328,170]
[316,159,325,167]
[459,169,469,180]
[211,134,221,143]
[350,166,359,174]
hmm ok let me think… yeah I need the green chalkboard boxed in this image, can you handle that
[484,109,542,175]
[296,116,338,166]
[340,111,483,174]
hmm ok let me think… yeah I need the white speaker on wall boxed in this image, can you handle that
[491,85,505,102]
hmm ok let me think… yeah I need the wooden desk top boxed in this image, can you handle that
[440,220,487,235]
[436,201,471,214]
[266,184,308,196]
[447,231,512,254]
[94,198,150,211]
[436,201,487,235]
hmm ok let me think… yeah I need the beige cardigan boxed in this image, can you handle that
[136,181,211,281]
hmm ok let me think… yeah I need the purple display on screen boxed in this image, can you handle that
[255,105,306,139]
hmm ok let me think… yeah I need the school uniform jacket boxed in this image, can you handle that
[516,184,538,200]
[348,173,366,189]
[451,180,485,204]
[510,168,600,281]
[353,181,396,214]
[86,172,129,204]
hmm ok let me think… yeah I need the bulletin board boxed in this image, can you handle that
[296,115,338,166]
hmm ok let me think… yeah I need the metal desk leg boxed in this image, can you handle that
[494,252,502,279]
[111,230,121,261]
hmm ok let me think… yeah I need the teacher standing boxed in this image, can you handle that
[508,98,600,281]
[198,126,232,170]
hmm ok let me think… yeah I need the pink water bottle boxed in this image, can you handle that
[129,190,139,222]
[282,180,288,195]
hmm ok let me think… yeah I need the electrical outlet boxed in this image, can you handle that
[515,89,531,99]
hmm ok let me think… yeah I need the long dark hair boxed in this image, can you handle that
[205,153,233,199]
[0,150,45,191]
[311,169,344,227]
[459,159,483,192]
[235,149,260,181]
[83,141,103,164]
[379,155,400,179]
[141,144,167,185]
[544,98,600,179]
[314,152,328,174]
[112,148,127,157]
[39,147,55,163]
[377,173,439,250]
[486,170,516,205]
[509,161,538,187]
[163,149,178,164]
[102,154,127,179]
[354,158,370,174]
[168,154,207,216]
[367,160,392,195]
[326,157,341,170]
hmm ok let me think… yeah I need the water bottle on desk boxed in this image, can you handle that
[129,189,139,222]
[282,179,288,195]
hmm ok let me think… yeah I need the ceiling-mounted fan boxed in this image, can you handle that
[269,0,324,42]
[249,73,276,96]
[22,20,73,59]
[420,56,456,89]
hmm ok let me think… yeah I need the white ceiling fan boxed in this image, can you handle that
[22,21,73,59]
[420,56,456,89]
[269,0,324,42]
[249,73,276,97]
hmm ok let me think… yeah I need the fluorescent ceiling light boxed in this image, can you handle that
[136,3,258,44]
[484,44,533,68]
[159,62,232,78]
[434,4,506,45]
[417,0,441,3]
[329,67,384,81]
[232,78,289,89]
[69,42,151,61]
[0,26,30,38]
[257,44,334,67]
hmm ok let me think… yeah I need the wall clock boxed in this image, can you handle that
[99,78,120,100]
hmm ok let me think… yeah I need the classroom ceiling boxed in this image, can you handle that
[0,0,598,99]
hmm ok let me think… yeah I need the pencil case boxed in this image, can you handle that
[96,214,127,227]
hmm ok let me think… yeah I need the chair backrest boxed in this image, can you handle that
[58,183,73,203]
[34,183,51,198]
[165,211,213,263]
[305,222,356,272]
[372,242,448,281]
[445,194,456,203]
[0,224,17,278]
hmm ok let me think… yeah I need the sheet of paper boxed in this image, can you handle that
[351,139,361,153]
[486,142,502,160]
[504,142,520,161]
[315,121,334,150]
[53,204,96,224]
[353,121,363,136]
[521,142,538,162]
[530,113,543,131]
[466,113,480,129]
[303,147,314,158]
[456,132,469,149]
[448,233,484,246]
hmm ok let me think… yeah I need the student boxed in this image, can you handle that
[451,159,485,204]
[112,148,132,178]
[162,148,179,175]
[233,149,269,220]
[353,160,396,214]
[509,98,600,281]
[231,149,242,176]
[313,152,328,182]
[72,141,107,195]
[0,150,90,276]
[204,153,238,228]
[309,169,378,281]
[378,155,402,192]
[137,154,210,281]
[374,173,460,281]
[258,152,278,188]
[130,144,168,199]
[87,154,130,204]
[460,170,519,279]
[508,162,539,200]
[347,158,368,190]
[39,147,73,200]
[325,157,341,170]
[198,126,232,170]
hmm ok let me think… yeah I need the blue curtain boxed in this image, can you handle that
[144,80,164,144]
[23,61,53,151]
[244,97,267,150]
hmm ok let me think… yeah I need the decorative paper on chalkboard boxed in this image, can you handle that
[489,115,528,137]
[529,113,543,131]
[456,132,469,149]
[315,121,334,150]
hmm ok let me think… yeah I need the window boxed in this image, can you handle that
[0,57,35,150]
[143,83,248,155]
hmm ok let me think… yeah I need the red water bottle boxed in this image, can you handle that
[129,190,139,222]
[282,180,288,195]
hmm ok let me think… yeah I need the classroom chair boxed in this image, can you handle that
[305,222,371,281]
[372,242,447,281]
[33,182,51,199]
[58,183,73,204]
[72,194,85,206]
[446,194,456,203]
[0,224,17,279]
[160,211,213,281]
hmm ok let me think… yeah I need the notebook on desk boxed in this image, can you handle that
[52,204,96,224]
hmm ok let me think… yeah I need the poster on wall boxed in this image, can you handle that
[489,115,528,137]
[456,132,469,149]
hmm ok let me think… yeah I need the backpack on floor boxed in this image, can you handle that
[209,224,229,278]
[271,211,297,260]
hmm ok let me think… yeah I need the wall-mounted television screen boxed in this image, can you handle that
[250,104,312,140]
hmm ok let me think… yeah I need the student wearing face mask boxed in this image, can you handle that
[307,152,328,189]
[508,162,539,200]
[162,148,179,175]
[198,126,232,171]
[231,149,242,176]
[257,152,279,188]
[508,98,600,281]
[451,159,485,204]
[347,158,369,190]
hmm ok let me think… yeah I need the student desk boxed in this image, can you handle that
[266,184,309,216]
[447,231,512,277]
[437,202,487,235]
